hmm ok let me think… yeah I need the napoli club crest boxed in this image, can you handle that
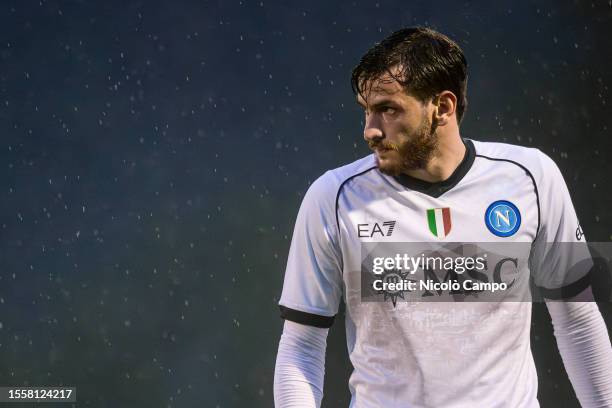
[485,200,521,237]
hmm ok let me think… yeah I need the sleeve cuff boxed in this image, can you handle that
[536,271,592,300]
[279,305,335,328]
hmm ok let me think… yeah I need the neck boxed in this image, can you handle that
[403,129,465,183]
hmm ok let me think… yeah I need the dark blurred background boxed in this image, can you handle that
[0,0,610,407]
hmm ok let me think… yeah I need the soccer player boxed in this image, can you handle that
[274,27,612,407]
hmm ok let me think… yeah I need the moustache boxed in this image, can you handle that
[367,140,400,152]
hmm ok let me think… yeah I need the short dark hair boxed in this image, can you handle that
[351,27,468,124]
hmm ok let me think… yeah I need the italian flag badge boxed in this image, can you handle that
[426,207,452,239]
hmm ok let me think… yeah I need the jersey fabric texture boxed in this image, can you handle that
[278,138,591,408]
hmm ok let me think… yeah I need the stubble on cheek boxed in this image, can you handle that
[375,148,404,176]
[374,117,438,176]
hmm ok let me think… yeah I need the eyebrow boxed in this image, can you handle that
[355,98,399,109]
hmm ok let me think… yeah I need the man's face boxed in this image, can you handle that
[356,73,438,176]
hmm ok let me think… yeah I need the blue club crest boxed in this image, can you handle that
[485,200,521,237]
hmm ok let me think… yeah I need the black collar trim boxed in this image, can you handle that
[392,138,475,198]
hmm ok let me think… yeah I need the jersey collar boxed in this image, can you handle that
[392,138,475,198]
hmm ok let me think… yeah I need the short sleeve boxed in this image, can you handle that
[278,172,343,328]
[529,151,592,299]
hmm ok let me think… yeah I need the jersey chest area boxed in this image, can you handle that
[337,168,538,249]
[336,169,539,304]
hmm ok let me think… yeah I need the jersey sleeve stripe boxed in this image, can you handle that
[279,305,335,328]
[534,269,592,300]
[335,166,378,234]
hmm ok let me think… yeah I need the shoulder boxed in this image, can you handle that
[470,139,561,183]
[304,154,378,205]
[296,154,377,233]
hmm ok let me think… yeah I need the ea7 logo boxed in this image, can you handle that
[358,221,396,238]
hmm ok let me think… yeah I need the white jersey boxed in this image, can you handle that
[278,138,591,408]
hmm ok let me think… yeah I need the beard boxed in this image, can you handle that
[368,114,439,177]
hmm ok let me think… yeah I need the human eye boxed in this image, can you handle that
[381,106,397,115]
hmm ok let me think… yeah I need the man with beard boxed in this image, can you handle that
[274,27,612,407]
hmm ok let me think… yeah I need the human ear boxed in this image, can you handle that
[432,91,457,126]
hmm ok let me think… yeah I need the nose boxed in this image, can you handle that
[363,113,384,143]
